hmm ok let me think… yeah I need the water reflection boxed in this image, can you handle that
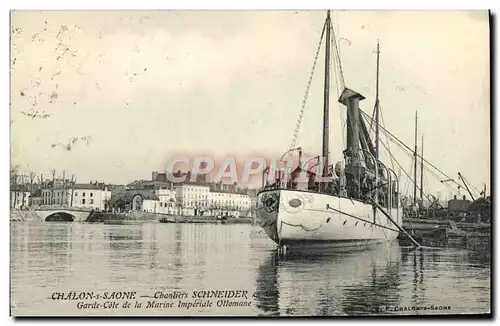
[20,223,75,278]
[105,226,144,262]
[464,248,491,268]
[254,252,280,316]
[252,243,491,316]
[341,253,401,315]
[253,244,403,316]
[172,223,184,286]
[10,223,491,316]
[103,225,167,287]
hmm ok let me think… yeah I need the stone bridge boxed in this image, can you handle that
[34,208,93,222]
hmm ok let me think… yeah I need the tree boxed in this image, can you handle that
[10,165,19,209]
[29,172,36,193]
[10,164,19,188]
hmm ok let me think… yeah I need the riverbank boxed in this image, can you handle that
[10,209,41,222]
[87,211,162,224]
[403,218,490,229]
[159,216,255,225]
[85,211,255,225]
[399,218,490,248]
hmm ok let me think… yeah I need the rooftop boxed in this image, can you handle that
[110,189,159,204]
[74,183,108,190]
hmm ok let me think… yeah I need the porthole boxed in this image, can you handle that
[343,220,347,226]
[289,198,302,208]
[326,217,331,223]
[355,221,358,226]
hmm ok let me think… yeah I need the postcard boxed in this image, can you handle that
[10,10,491,317]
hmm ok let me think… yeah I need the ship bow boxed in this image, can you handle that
[256,190,281,244]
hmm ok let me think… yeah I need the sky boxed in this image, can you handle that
[10,10,490,199]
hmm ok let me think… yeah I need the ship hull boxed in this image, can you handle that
[256,189,401,249]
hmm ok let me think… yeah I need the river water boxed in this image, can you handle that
[10,222,491,316]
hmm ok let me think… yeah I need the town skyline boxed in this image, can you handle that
[10,10,490,197]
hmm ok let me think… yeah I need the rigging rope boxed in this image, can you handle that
[379,103,395,172]
[289,20,327,151]
[330,22,346,152]
[381,127,459,196]
[359,109,461,190]
[324,14,460,205]
[403,162,414,198]
[287,12,461,207]
[375,116,461,197]
[392,135,459,195]
[369,102,377,134]
[378,135,440,208]
[330,19,345,90]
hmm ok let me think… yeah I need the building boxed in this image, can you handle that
[10,187,30,209]
[108,188,160,213]
[156,188,177,215]
[246,188,258,218]
[447,195,471,220]
[467,196,491,223]
[139,171,256,217]
[126,179,170,191]
[29,189,43,207]
[153,171,209,186]
[174,182,211,216]
[72,183,112,210]
[40,182,111,211]
[207,189,252,218]
[142,195,160,213]
[30,196,43,207]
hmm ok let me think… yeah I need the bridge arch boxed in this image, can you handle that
[45,212,76,222]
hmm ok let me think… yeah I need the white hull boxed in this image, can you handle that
[256,189,402,249]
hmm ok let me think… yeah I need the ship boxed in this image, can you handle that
[256,11,403,250]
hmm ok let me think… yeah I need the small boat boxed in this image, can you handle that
[88,211,158,224]
[159,217,177,223]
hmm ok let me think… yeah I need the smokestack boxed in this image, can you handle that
[338,88,366,166]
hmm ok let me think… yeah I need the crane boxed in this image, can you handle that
[457,172,476,201]
[441,173,477,201]
[440,177,462,195]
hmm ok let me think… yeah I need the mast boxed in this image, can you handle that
[375,40,380,161]
[413,111,418,207]
[322,10,331,179]
[420,134,424,203]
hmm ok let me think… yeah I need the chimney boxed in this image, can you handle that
[463,195,466,200]
[338,88,366,169]
[454,195,457,200]
[152,172,158,181]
